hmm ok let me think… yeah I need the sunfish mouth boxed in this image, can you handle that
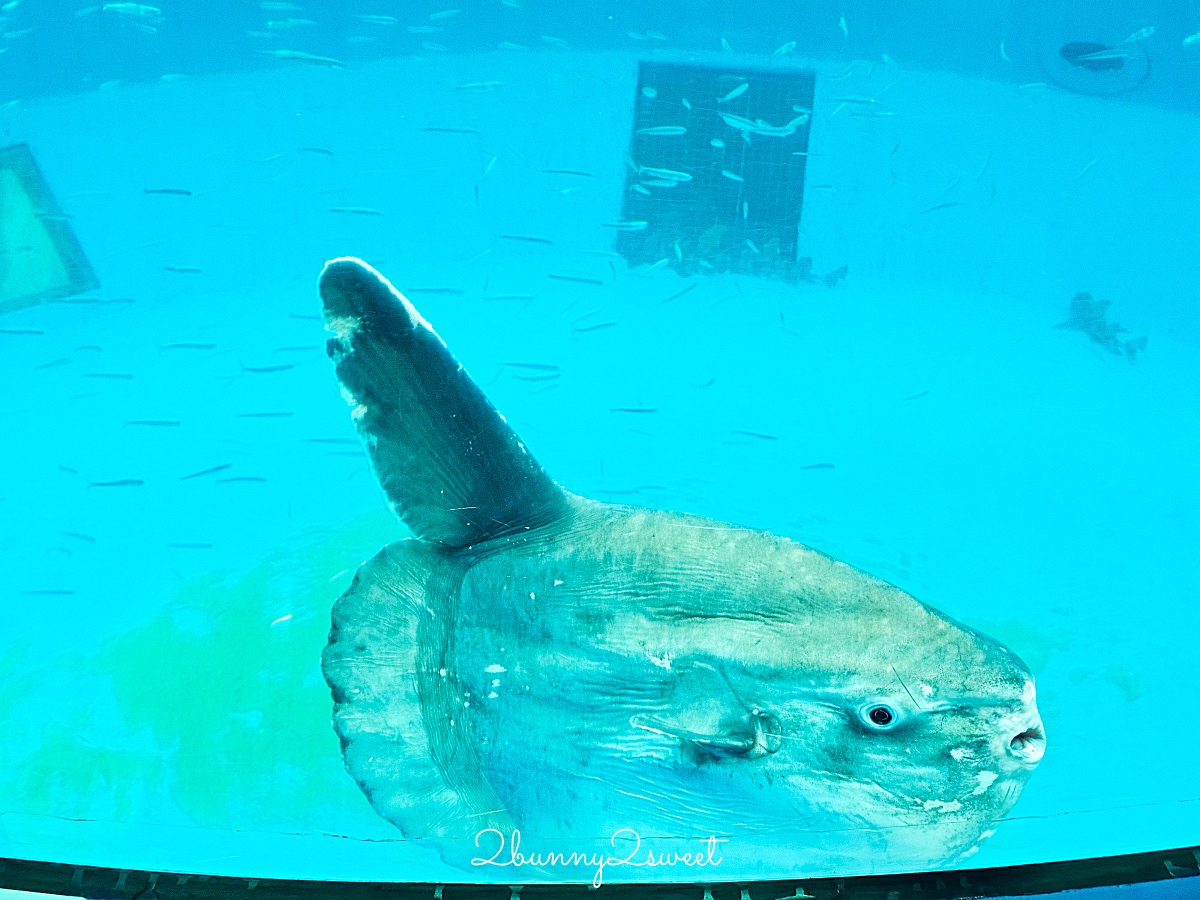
[1007,718,1046,766]
[995,679,1046,769]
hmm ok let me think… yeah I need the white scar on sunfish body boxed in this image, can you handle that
[327,314,361,341]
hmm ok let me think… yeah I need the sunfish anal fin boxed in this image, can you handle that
[319,257,569,548]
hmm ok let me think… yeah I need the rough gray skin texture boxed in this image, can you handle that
[318,257,1045,876]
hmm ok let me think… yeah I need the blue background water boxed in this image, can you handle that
[0,0,1198,891]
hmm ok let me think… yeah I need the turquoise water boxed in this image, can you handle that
[0,1,1198,890]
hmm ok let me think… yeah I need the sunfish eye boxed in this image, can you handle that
[862,703,897,729]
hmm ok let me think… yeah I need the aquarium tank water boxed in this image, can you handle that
[0,1,1197,898]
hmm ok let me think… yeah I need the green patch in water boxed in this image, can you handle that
[6,511,403,835]
[973,617,1064,675]
[1104,665,1147,702]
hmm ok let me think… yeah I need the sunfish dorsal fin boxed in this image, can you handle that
[319,257,569,548]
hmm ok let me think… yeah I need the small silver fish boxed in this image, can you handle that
[718,111,809,137]
[265,48,344,67]
[1119,25,1156,44]
[636,125,687,136]
[1075,48,1134,62]
[101,2,159,16]
[632,163,691,182]
[266,18,315,29]
[717,82,749,103]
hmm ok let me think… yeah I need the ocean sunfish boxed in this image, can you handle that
[318,257,1045,878]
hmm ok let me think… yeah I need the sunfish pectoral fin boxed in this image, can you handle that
[686,731,758,758]
[318,257,570,548]
[631,711,782,760]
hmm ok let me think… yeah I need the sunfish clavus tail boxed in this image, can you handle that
[317,257,1046,878]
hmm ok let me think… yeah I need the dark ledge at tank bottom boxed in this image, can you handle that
[2,846,1200,900]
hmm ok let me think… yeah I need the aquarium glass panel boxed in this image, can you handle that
[0,0,1197,892]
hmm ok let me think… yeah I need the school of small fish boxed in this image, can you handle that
[0,28,861,612]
